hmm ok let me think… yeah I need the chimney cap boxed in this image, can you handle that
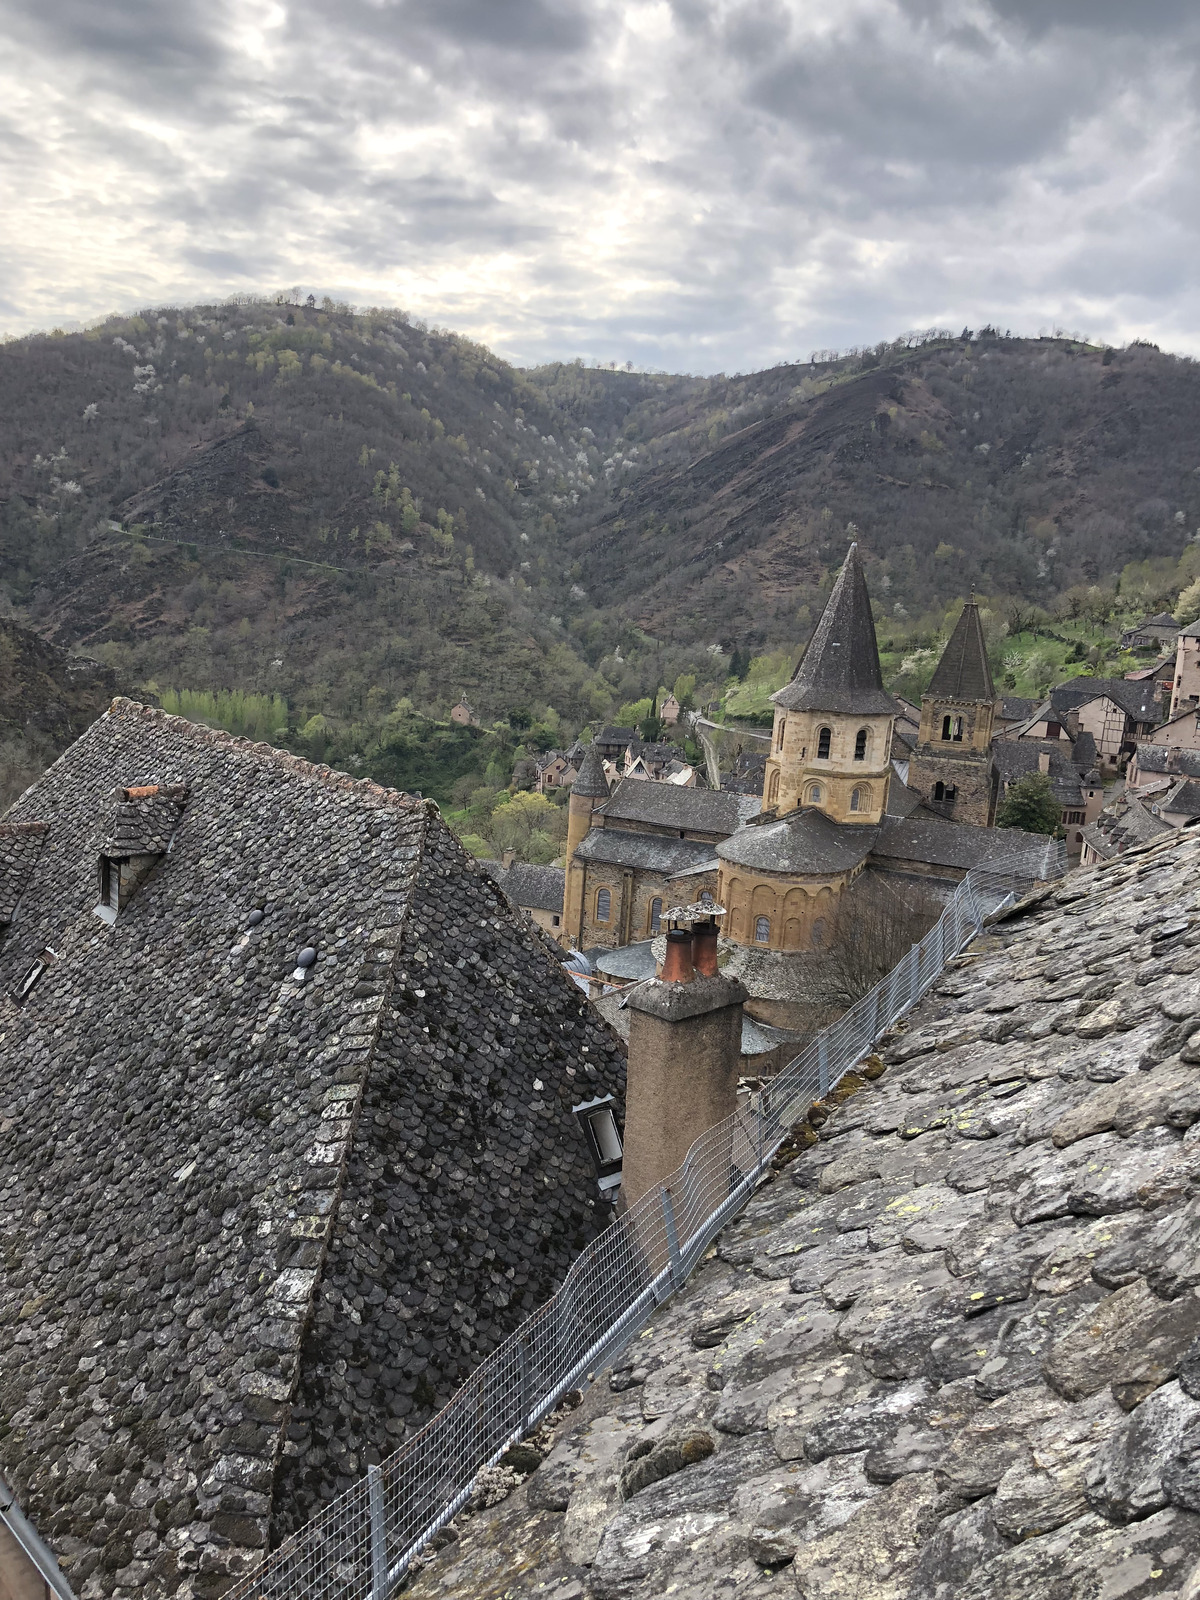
[663,901,726,927]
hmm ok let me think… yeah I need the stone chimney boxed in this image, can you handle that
[1038,752,1051,774]
[621,909,747,1211]
[501,848,516,869]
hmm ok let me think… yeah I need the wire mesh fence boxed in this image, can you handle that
[228,858,1059,1600]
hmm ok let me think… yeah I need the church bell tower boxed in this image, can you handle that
[907,600,1000,826]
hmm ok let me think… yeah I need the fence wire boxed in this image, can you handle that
[228,859,1058,1600]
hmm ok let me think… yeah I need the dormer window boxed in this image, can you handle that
[94,783,189,923]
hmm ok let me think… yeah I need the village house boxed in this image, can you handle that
[1119,610,1181,651]
[994,694,1041,732]
[1003,676,1161,766]
[991,736,1105,858]
[533,749,579,793]
[448,697,476,727]
[659,692,681,725]
[480,854,566,943]
[1171,619,1200,718]
[0,699,625,1600]
[1085,741,1200,863]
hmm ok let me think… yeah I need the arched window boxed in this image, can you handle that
[806,783,823,805]
[854,728,868,761]
[648,897,662,934]
[700,890,714,906]
[767,769,780,805]
[941,714,953,741]
[952,716,964,742]
[754,915,771,944]
[850,786,865,812]
[817,726,832,759]
[775,717,785,752]
[595,887,611,923]
[933,780,945,801]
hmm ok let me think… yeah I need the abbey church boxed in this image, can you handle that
[564,546,1060,1028]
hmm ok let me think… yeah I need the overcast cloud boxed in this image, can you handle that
[1,0,1198,370]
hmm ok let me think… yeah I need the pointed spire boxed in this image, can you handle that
[772,544,896,715]
[926,601,996,701]
[571,742,611,798]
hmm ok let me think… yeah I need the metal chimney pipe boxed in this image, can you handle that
[660,927,695,984]
[692,918,719,977]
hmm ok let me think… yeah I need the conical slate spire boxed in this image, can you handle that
[772,544,896,715]
[926,601,996,702]
[571,742,611,798]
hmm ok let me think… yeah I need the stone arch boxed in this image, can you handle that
[854,727,869,761]
[817,726,832,760]
[767,768,780,806]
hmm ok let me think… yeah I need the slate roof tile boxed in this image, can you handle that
[406,826,1200,1600]
[0,698,625,1595]
[597,778,753,835]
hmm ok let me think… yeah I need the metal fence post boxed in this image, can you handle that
[368,1464,388,1600]
[661,1186,682,1288]
[519,1340,531,1435]
[818,1033,830,1097]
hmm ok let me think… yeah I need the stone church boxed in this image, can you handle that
[718,547,1054,970]
[563,547,1060,1029]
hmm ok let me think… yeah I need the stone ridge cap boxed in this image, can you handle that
[0,821,50,835]
[104,697,429,813]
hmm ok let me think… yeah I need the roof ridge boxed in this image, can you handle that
[106,698,428,812]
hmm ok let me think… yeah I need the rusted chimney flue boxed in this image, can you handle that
[691,918,719,977]
[660,927,695,984]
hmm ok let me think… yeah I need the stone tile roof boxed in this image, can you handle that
[0,822,49,923]
[570,742,611,798]
[718,807,879,875]
[1000,696,1040,722]
[597,779,755,836]
[1138,747,1200,780]
[0,699,625,1596]
[1082,795,1175,861]
[1050,677,1160,724]
[992,738,1086,807]
[874,814,1062,876]
[99,782,190,856]
[925,602,997,702]
[1163,781,1200,820]
[574,829,720,876]
[408,827,1200,1600]
[479,859,565,914]
[772,545,898,717]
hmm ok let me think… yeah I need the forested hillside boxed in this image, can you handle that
[3,309,1200,805]
[548,332,1200,652]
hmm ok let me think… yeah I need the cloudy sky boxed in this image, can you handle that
[1,0,1198,370]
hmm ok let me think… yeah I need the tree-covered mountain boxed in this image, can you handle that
[2,309,1199,800]
[546,332,1200,653]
